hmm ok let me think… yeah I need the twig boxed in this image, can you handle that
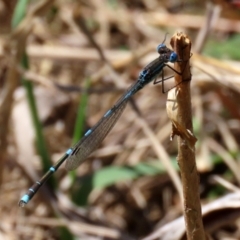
[167,33,206,240]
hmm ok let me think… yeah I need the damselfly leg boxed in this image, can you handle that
[153,52,192,93]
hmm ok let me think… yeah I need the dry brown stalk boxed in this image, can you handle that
[166,32,206,240]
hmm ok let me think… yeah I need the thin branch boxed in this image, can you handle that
[167,33,206,240]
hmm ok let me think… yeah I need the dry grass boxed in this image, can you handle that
[1,0,240,239]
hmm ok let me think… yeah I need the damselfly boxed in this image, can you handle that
[19,43,181,207]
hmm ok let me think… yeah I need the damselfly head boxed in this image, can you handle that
[157,32,169,54]
[157,43,167,54]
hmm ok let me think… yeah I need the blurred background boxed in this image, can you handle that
[1,0,240,239]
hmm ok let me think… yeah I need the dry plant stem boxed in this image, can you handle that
[144,12,240,33]
[0,38,27,185]
[194,3,221,53]
[168,33,205,240]
[19,216,121,239]
[135,115,183,201]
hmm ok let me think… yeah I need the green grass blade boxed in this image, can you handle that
[12,0,55,190]
[13,1,74,239]
[73,78,91,144]
[70,78,91,203]
[71,159,178,206]
[11,0,29,29]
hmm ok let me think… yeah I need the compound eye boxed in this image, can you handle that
[169,52,177,63]
[157,43,166,54]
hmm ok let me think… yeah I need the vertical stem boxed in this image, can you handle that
[12,0,55,189]
[167,33,205,240]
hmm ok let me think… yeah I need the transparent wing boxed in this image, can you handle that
[65,57,164,171]
[65,99,128,171]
